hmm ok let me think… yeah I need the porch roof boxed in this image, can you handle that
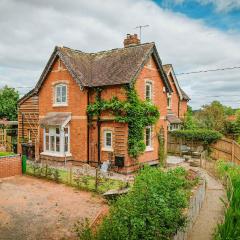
[166,114,182,124]
[40,112,71,127]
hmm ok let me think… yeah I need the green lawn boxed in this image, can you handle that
[0,152,15,157]
[26,163,126,194]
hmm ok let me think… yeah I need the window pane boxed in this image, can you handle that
[64,136,68,152]
[56,127,60,134]
[56,86,61,103]
[45,135,49,151]
[64,127,68,134]
[50,136,55,151]
[56,136,60,152]
[146,83,152,100]
[45,127,49,134]
[61,86,67,102]
[146,128,151,147]
[105,132,112,147]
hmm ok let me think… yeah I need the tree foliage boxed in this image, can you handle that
[195,101,227,133]
[183,106,198,130]
[87,86,160,158]
[0,86,19,121]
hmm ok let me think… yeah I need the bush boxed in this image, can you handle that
[215,160,240,239]
[171,129,222,145]
[81,167,195,240]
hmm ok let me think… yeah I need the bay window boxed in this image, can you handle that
[44,126,70,155]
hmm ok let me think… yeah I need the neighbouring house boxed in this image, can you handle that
[162,64,190,131]
[18,34,189,173]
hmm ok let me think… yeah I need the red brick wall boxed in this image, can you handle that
[37,54,169,173]
[0,155,22,178]
[131,56,168,168]
[180,100,188,119]
[168,72,180,116]
[38,57,88,162]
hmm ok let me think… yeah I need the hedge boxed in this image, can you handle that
[171,129,222,145]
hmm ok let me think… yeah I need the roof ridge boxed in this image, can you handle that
[58,42,155,56]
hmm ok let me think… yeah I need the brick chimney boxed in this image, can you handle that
[123,34,140,47]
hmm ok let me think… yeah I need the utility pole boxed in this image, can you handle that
[135,25,149,41]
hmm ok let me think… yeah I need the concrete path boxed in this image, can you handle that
[187,169,225,240]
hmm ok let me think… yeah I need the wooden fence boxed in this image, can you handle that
[167,133,240,166]
[167,133,201,155]
[211,138,240,165]
[0,129,17,152]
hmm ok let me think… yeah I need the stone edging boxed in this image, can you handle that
[173,176,206,240]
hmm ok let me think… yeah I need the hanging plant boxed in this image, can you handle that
[87,85,160,158]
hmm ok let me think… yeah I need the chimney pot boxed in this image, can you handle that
[123,34,140,47]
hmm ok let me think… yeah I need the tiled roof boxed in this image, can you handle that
[162,64,171,73]
[58,43,155,87]
[19,43,172,103]
[162,64,190,101]
[39,112,71,126]
[180,88,191,101]
[167,114,182,124]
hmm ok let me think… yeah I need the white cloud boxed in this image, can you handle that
[0,0,240,109]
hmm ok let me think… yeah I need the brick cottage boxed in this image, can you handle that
[18,34,189,173]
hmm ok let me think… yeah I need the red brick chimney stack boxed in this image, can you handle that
[123,34,140,47]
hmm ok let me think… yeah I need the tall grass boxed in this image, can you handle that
[215,160,240,240]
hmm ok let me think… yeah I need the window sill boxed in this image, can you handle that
[101,147,114,152]
[40,152,72,157]
[53,103,68,107]
[145,147,154,152]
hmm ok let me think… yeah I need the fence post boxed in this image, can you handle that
[231,141,235,163]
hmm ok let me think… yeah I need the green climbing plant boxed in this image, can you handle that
[87,86,160,158]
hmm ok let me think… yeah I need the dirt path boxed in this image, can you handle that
[187,170,225,240]
[0,175,106,240]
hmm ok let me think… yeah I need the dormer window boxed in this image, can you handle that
[55,84,67,106]
[145,81,152,101]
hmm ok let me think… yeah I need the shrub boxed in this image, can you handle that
[214,160,240,239]
[82,167,193,240]
[171,129,222,145]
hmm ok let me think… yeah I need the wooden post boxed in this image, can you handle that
[231,140,235,163]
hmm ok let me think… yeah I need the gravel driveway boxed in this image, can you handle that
[0,176,106,240]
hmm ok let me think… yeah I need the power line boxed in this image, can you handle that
[176,66,240,75]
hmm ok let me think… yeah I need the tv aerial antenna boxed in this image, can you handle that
[135,25,149,41]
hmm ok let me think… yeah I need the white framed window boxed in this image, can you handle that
[54,84,67,105]
[167,94,172,109]
[168,124,181,131]
[44,125,70,155]
[145,126,153,151]
[104,130,113,150]
[145,82,152,101]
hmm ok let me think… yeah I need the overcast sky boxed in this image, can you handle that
[0,0,240,109]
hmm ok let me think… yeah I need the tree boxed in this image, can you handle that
[183,105,198,130]
[195,101,227,133]
[0,86,19,121]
